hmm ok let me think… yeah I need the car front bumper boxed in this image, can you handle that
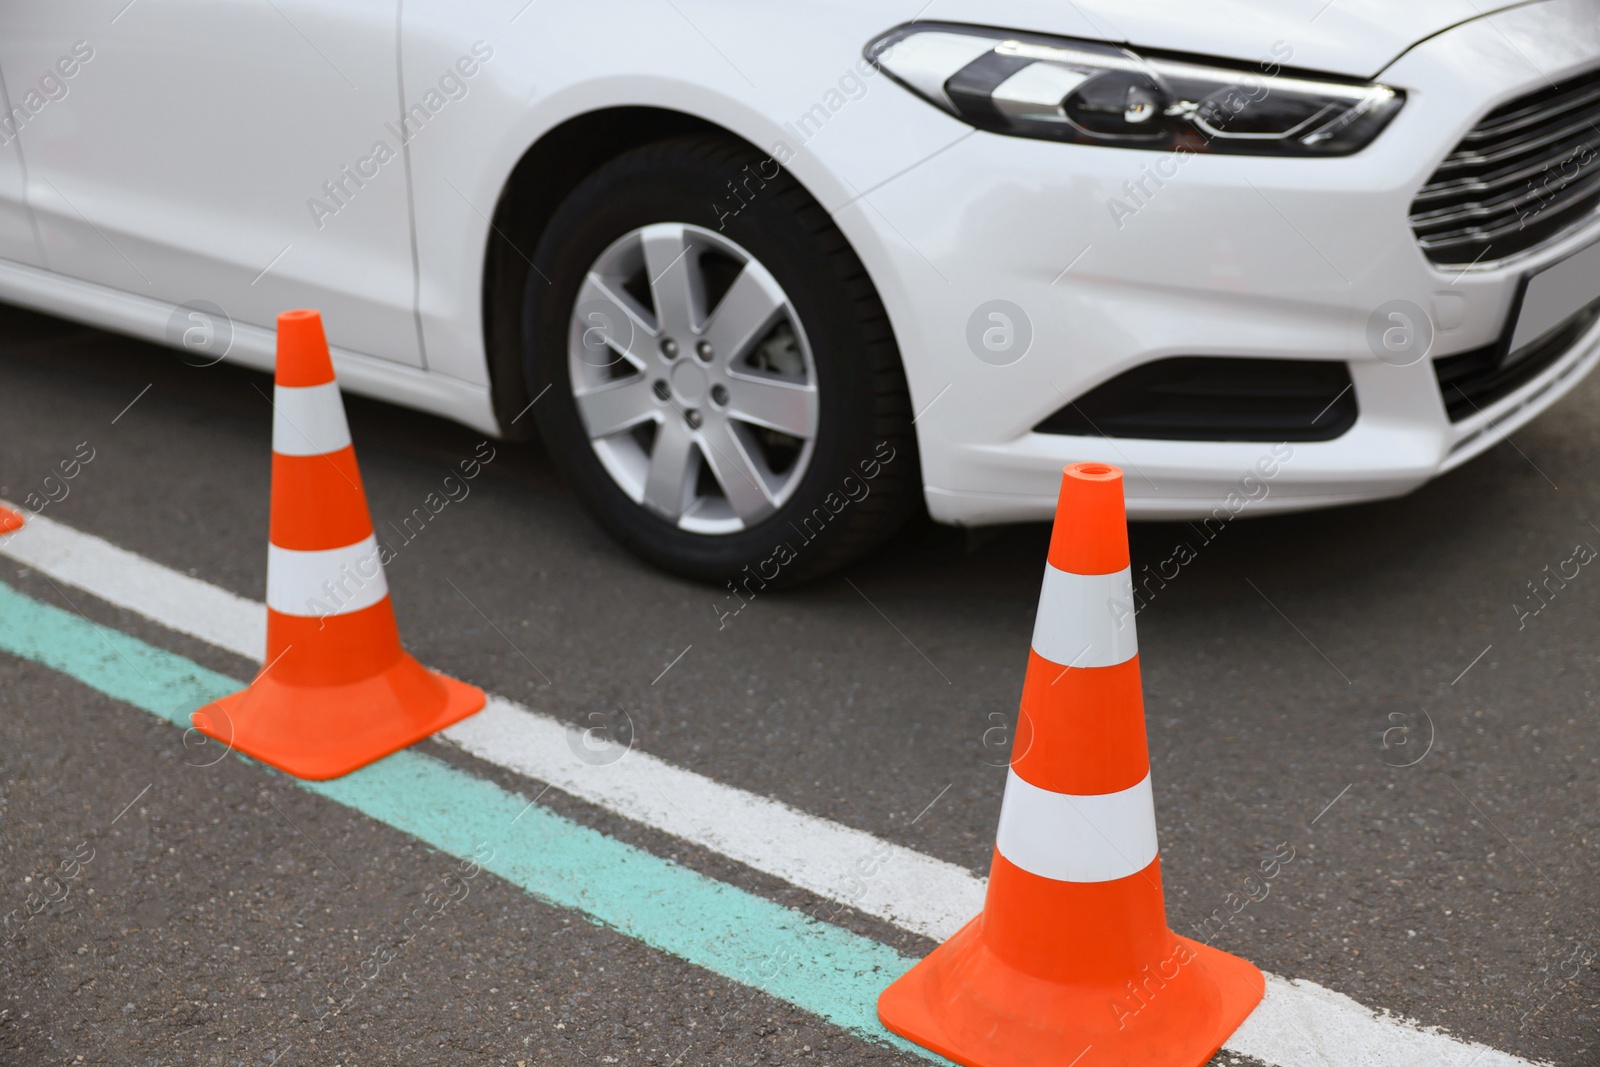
[835,0,1600,524]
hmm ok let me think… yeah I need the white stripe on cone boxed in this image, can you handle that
[272,381,352,457]
[266,535,387,617]
[1030,565,1138,669]
[994,769,1159,883]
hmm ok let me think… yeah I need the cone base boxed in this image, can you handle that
[878,917,1263,1067]
[191,653,485,780]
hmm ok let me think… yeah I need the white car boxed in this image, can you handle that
[1,1,1598,582]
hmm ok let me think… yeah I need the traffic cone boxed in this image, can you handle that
[0,506,23,534]
[191,309,484,780]
[878,462,1263,1067]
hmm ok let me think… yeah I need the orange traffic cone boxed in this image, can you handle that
[0,506,23,534]
[191,310,484,780]
[878,462,1263,1067]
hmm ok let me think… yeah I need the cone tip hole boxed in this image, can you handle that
[1066,462,1119,480]
[279,308,321,322]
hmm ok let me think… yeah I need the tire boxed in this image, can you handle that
[524,134,918,587]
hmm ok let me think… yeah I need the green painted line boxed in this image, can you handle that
[0,578,237,730]
[0,580,930,1057]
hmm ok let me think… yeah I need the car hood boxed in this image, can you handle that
[930,0,1546,78]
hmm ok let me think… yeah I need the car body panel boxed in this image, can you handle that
[945,0,1541,77]
[0,55,41,268]
[0,0,1594,526]
[839,0,1600,521]
[0,1,422,365]
[397,0,974,386]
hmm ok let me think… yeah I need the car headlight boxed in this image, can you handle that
[865,23,1404,156]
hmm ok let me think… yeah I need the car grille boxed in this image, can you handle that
[1410,66,1600,266]
[1434,294,1600,421]
[1035,357,1357,442]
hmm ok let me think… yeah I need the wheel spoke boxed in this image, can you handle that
[641,417,699,519]
[725,375,818,439]
[570,220,819,534]
[573,376,656,439]
[574,273,654,372]
[697,419,776,522]
[703,264,786,366]
[640,224,704,337]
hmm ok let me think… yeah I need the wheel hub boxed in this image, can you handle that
[669,358,709,405]
[565,222,820,536]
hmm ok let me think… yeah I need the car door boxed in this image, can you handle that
[0,1,421,365]
[0,56,43,267]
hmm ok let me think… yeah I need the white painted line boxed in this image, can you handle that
[445,698,983,941]
[0,505,1550,1067]
[1236,975,1539,1067]
[0,506,979,939]
[0,508,265,660]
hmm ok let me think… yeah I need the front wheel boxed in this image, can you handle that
[524,135,918,586]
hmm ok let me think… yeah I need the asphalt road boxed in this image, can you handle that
[0,300,1596,1065]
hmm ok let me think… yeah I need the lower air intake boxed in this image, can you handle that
[1035,357,1357,442]
[1434,296,1600,421]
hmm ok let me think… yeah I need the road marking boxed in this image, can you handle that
[0,508,1550,1067]
[445,697,981,941]
[0,578,925,1057]
[0,508,982,939]
[0,508,267,659]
